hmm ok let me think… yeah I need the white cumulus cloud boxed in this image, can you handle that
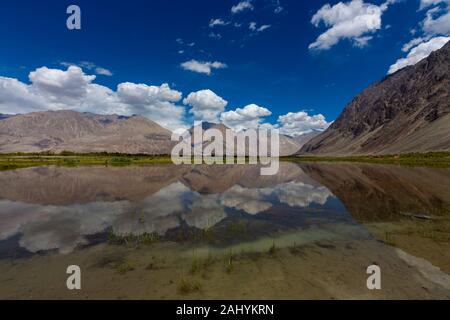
[0,66,333,137]
[95,67,113,76]
[277,111,332,136]
[388,36,450,74]
[422,2,450,36]
[183,89,228,123]
[249,22,272,33]
[420,0,450,10]
[309,0,395,50]
[29,66,97,103]
[61,61,113,76]
[220,104,272,131]
[0,66,187,131]
[231,1,254,14]
[209,18,229,27]
[0,77,47,113]
[219,104,331,136]
[402,37,427,52]
[180,60,228,75]
[389,0,450,74]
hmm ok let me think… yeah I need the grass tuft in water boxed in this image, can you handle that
[225,250,234,274]
[384,232,396,246]
[268,240,278,256]
[108,229,159,246]
[190,251,201,274]
[190,251,215,275]
[116,262,135,275]
[178,275,201,295]
[145,262,156,270]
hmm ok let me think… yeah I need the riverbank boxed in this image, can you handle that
[0,153,173,171]
[286,152,450,168]
[0,151,449,171]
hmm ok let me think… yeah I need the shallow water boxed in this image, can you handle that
[0,162,449,299]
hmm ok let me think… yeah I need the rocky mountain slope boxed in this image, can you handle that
[293,130,321,149]
[301,40,450,155]
[0,110,318,155]
[0,110,176,154]
[189,121,307,156]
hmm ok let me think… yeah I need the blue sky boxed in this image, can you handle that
[0,0,449,135]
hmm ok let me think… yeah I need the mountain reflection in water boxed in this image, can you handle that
[0,162,450,299]
[0,163,449,256]
[0,163,345,255]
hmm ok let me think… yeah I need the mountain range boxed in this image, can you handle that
[301,40,450,155]
[0,110,177,154]
[189,121,310,156]
[0,110,312,156]
[1,41,449,157]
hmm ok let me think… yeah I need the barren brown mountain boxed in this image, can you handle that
[189,121,306,156]
[301,41,450,155]
[293,130,321,149]
[0,110,176,154]
[0,111,309,155]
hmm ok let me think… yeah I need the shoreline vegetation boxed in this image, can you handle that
[286,152,450,168]
[0,151,449,171]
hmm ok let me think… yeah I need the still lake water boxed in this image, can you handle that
[0,162,449,299]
